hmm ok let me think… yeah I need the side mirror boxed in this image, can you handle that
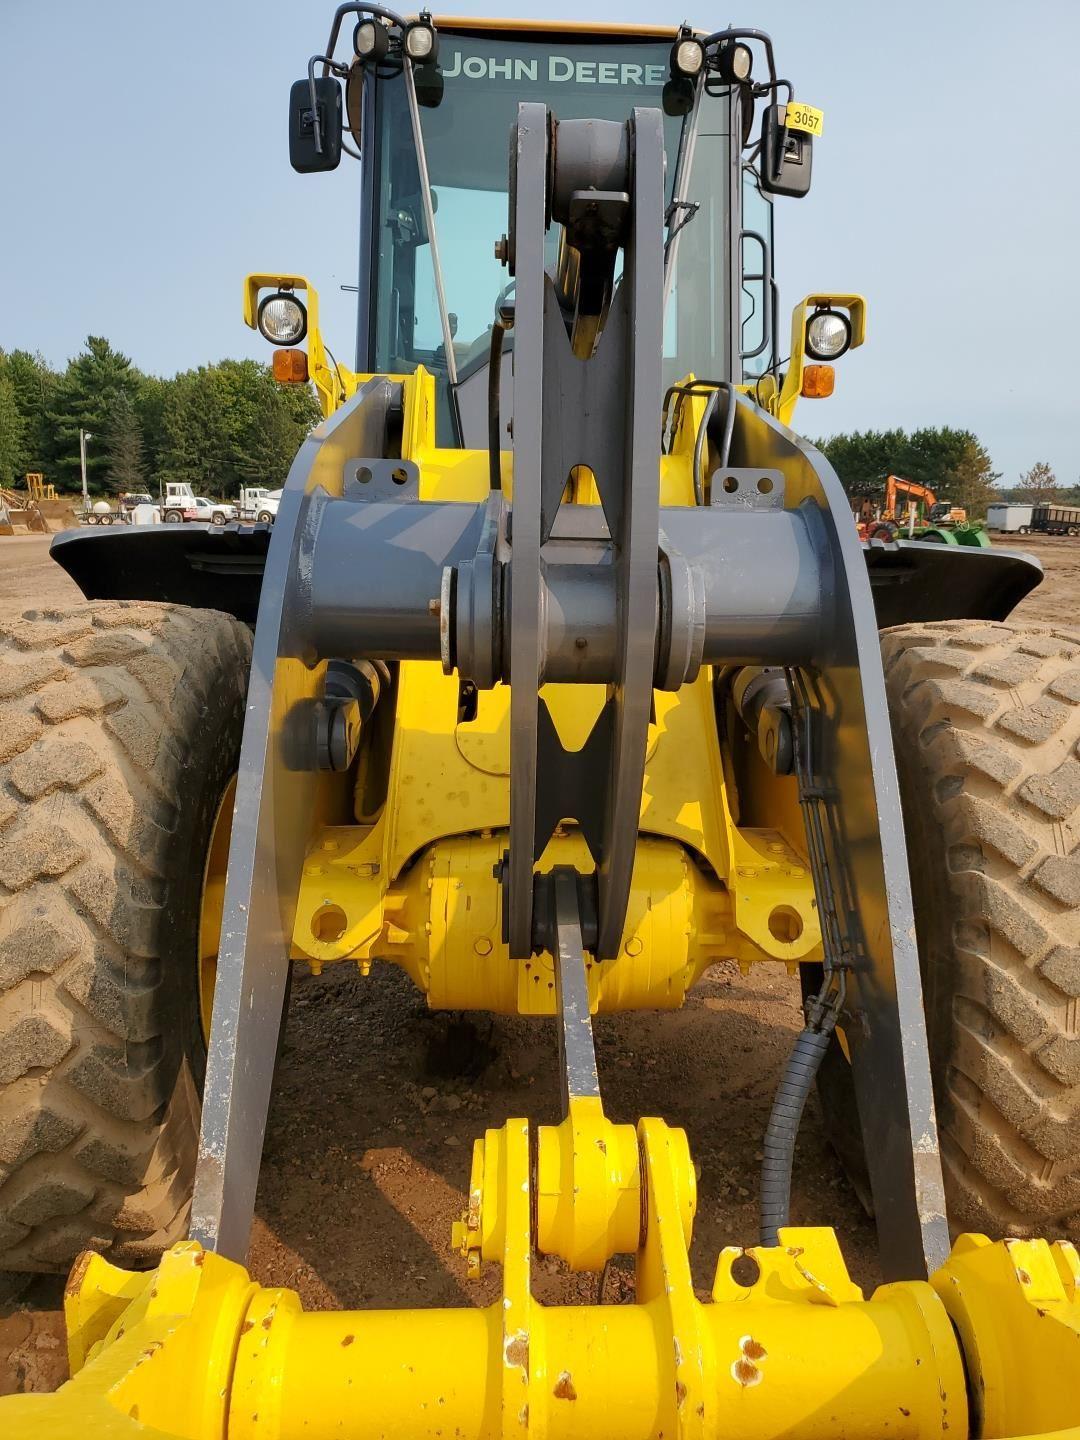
[759,103,813,198]
[289,77,342,173]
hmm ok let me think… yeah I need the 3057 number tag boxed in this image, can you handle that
[785,102,824,137]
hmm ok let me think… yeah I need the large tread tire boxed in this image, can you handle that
[0,601,251,1270]
[882,618,1080,1238]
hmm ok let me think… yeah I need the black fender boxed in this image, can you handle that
[51,522,1042,632]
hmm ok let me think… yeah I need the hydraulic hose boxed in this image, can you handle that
[759,1020,834,1245]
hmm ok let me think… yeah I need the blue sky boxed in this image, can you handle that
[3,0,1076,484]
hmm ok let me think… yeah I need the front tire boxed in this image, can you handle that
[257,510,274,524]
[882,620,1080,1237]
[0,601,251,1270]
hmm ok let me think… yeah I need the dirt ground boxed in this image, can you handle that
[0,528,1074,1395]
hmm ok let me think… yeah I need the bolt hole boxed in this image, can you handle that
[391,467,409,486]
[312,904,348,943]
[768,905,804,943]
[356,466,372,485]
[730,1253,761,1288]
[757,476,774,495]
[723,475,739,494]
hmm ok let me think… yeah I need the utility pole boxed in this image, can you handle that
[79,429,93,513]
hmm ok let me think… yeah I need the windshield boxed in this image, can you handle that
[364,31,740,426]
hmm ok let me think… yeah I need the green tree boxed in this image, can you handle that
[0,371,25,487]
[1,349,58,476]
[1016,461,1058,502]
[946,436,1000,517]
[47,337,143,493]
[816,425,1000,515]
[105,391,146,494]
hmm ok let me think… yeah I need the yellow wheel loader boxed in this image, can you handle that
[3,11,1078,1438]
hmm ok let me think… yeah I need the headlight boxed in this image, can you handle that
[805,309,852,361]
[404,16,438,64]
[354,18,390,62]
[257,292,308,346]
[717,41,753,83]
[670,35,705,78]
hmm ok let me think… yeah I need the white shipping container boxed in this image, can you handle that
[985,503,1033,532]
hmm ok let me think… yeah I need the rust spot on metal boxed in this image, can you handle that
[193,1251,205,1267]
[899,1407,911,1417]
[149,1288,158,1300]
[732,1359,761,1388]
[64,1250,94,1301]
[696,1404,705,1418]
[741,1337,767,1362]
[1017,1268,1032,1286]
[342,1334,356,1347]
[675,1379,687,1408]
[241,1320,255,1335]
[505,1333,530,1377]
[553,1371,577,1401]
[261,1312,274,1330]
[129,1406,139,1421]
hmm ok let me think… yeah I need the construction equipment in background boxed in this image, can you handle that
[863,474,989,546]
[3,11,1076,1437]
[0,483,48,535]
[25,472,56,502]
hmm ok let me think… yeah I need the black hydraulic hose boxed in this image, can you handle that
[488,321,505,492]
[759,1021,834,1245]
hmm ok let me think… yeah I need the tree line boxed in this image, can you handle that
[813,427,1077,515]
[0,337,321,498]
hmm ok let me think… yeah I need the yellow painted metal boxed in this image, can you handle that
[776,292,868,426]
[17,1124,1063,1440]
[931,1233,1080,1440]
[242,273,362,416]
[534,1097,656,1270]
[292,827,820,1008]
[197,774,235,1044]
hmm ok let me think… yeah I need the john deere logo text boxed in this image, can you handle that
[442,51,667,87]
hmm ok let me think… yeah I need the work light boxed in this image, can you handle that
[805,308,851,361]
[404,15,438,64]
[670,34,705,79]
[354,18,390,62]
[257,292,308,346]
[717,41,753,82]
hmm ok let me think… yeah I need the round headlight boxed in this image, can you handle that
[404,19,438,64]
[718,41,753,82]
[805,309,852,361]
[257,292,308,346]
[354,18,389,62]
[671,36,705,78]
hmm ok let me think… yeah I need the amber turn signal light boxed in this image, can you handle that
[801,363,835,398]
[273,348,309,383]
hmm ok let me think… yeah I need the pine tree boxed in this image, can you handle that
[946,437,1001,517]
[47,337,143,493]
[0,371,25,487]
[106,392,146,495]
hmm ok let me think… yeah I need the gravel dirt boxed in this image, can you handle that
[0,528,1075,1395]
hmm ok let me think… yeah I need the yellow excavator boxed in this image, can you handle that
[2,11,1075,1439]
